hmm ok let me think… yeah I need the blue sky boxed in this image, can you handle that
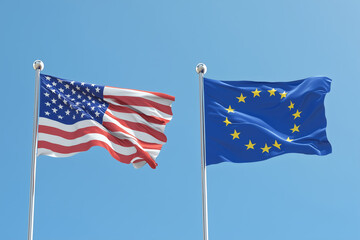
[1,0,359,239]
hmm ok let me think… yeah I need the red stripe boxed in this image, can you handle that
[104,95,173,115]
[105,86,175,101]
[105,111,167,142]
[38,140,158,169]
[38,125,162,150]
[107,104,169,124]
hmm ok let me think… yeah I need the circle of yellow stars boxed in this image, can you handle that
[222,87,303,154]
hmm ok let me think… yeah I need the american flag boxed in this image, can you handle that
[38,74,174,169]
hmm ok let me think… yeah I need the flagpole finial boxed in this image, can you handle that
[33,60,44,71]
[196,63,207,74]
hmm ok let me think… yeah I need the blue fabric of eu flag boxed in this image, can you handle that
[204,76,332,166]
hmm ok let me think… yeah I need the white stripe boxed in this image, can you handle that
[103,113,165,145]
[132,160,147,169]
[144,149,160,160]
[39,117,101,131]
[38,117,161,160]
[37,148,141,164]
[106,109,166,132]
[38,132,137,156]
[104,98,173,120]
[104,87,173,106]
[37,149,78,158]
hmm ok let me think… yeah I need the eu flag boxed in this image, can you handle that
[204,77,332,165]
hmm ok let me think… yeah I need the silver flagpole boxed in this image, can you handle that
[28,60,44,240]
[196,63,209,240]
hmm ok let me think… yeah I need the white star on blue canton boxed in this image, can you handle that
[40,75,107,125]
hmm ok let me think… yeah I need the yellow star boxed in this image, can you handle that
[279,91,287,99]
[223,117,231,126]
[286,137,293,142]
[245,140,256,150]
[288,101,294,110]
[225,105,234,113]
[252,88,261,97]
[261,143,272,153]
[236,93,247,103]
[230,129,240,140]
[273,140,281,149]
[292,109,302,119]
[268,88,276,96]
[290,124,300,133]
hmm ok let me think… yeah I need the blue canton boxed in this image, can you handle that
[39,74,109,124]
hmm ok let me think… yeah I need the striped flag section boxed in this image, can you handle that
[37,74,174,169]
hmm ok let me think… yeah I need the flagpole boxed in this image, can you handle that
[28,60,44,240]
[196,63,209,240]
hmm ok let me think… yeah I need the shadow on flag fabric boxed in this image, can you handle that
[38,74,175,169]
[204,76,332,166]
